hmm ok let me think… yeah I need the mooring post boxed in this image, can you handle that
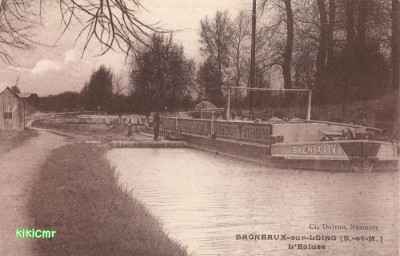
[226,87,231,120]
[307,90,312,121]
[249,0,257,118]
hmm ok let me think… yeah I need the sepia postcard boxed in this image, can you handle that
[0,0,399,255]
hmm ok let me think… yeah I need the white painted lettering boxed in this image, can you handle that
[331,145,337,154]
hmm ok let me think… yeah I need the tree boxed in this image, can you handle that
[393,0,400,91]
[392,0,400,139]
[334,0,390,102]
[228,10,251,89]
[199,11,232,93]
[81,65,113,111]
[0,0,36,65]
[57,0,164,57]
[226,10,252,105]
[315,0,328,91]
[345,0,356,48]
[282,0,294,89]
[327,0,336,67]
[38,92,82,112]
[313,0,337,101]
[0,0,162,65]
[258,0,295,89]
[197,57,224,106]
[130,34,195,113]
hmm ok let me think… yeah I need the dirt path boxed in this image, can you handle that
[0,130,66,256]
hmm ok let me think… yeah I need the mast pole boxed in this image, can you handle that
[307,90,312,120]
[249,0,257,119]
[227,87,231,120]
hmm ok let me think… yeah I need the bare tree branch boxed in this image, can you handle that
[58,0,167,58]
[0,0,41,65]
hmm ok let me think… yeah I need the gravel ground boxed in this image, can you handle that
[0,130,66,255]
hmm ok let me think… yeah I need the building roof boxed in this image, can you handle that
[18,93,34,98]
[194,101,219,110]
[0,87,26,102]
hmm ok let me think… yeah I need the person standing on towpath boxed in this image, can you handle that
[153,112,163,141]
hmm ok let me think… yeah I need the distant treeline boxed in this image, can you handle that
[33,0,399,126]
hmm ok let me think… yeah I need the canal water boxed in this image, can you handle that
[107,148,399,256]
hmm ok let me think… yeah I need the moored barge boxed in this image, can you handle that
[149,116,398,172]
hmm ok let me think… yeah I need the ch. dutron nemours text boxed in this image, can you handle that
[309,224,379,231]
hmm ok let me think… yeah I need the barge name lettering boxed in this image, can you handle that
[292,145,337,155]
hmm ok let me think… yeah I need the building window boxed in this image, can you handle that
[4,112,12,119]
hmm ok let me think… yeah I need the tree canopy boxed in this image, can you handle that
[130,34,195,113]
[81,65,113,111]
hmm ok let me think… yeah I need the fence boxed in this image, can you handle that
[159,117,274,144]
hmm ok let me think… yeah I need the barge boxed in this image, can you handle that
[140,86,398,172]
[145,115,399,172]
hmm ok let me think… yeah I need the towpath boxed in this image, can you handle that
[0,130,66,255]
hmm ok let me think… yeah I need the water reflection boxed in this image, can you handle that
[107,148,399,256]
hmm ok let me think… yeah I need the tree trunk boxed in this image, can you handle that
[283,0,294,89]
[316,0,329,93]
[392,0,400,139]
[346,0,355,49]
[393,0,400,91]
[357,0,369,49]
[342,0,356,117]
[327,0,336,67]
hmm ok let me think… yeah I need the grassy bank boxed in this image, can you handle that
[28,143,188,256]
[0,129,37,155]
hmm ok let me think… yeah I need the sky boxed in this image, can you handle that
[0,0,249,96]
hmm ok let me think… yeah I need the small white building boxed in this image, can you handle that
[0,87,25,130]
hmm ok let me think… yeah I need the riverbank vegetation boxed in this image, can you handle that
[0,129,37,155]
[28,143,188,256]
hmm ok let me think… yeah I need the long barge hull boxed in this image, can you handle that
[150,117,399,172]
[271,140,398,172]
